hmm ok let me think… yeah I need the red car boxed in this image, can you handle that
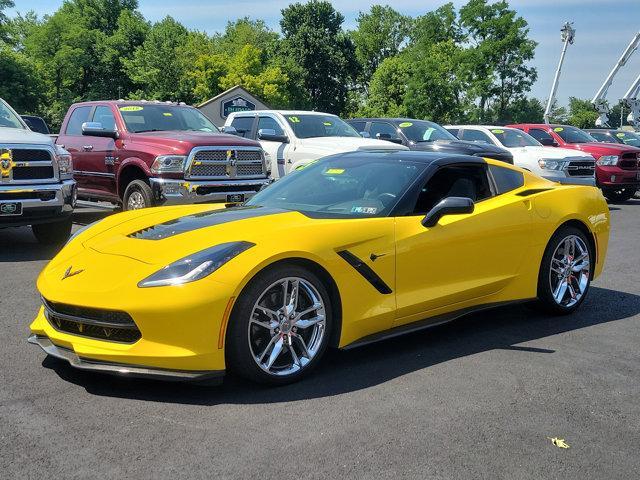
[509,123,640,202]
[56,101,270,210]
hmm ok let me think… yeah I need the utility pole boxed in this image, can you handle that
[544,22,575,124]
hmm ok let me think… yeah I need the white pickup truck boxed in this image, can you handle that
[0,98,76,244]
[223,110,407,179]
[445,125,596,185]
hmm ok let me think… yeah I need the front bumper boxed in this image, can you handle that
[596,165,640,188]
[28,334,224,383]
[150,177,271,206]
[0,179,76,227]
[544,175,596,186]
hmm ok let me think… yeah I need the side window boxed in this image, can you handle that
[446,128,460,138]
[588,131,609,143]
[230,116,254,138]
[412,165,492,215]
[461,129,493,144]
[92,106,116,131]
[529,128,554,143]
[257,116,284,136]
[349,121,366,133]
[370,122,400,141]
[65,106,92,135]
[489,165,524,194]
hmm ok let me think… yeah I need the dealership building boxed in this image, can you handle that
[197,85,269,127]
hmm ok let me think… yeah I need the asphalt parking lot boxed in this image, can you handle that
[1,200,639,480]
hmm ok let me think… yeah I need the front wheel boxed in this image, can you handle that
[603,186,637,203]
[226,264,332,385]
[123,179,154,211]
[32,218,72,245]
[536,226,592,315]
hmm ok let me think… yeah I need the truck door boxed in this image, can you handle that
[79,105,118,197]
[57,105,93,193]
[256,115,289,179]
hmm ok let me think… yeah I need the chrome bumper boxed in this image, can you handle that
[0,179,76,226]
[150,177,270,205]
[545,176,596,186]
[28,334,224,384]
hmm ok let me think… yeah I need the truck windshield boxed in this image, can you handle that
[397,120,457,142]
[553,126,596,144]
[491,128,540,147]
[613,131,640,147]
[119,104,219,134]
[0,100,26,129]
[284,114,361,139]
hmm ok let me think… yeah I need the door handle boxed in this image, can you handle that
[82,145,94,152]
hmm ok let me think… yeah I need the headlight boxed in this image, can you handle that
[538,159,565,170]
[55,145,73,175]
[138,241,255,288]
[150,155,186,174]
[596,155,618,166]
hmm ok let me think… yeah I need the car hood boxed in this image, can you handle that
[0,126,54,146]
[510,146,594,160]
[567,142,640,155]
[410,139,509,156]
[128,131,260,154]
[298,136,407,152]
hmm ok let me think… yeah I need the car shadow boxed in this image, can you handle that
[42,286,640,404]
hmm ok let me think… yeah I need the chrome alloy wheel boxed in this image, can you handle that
[127,191,146,210]
[248,277,326,376]
[549,235,590,308]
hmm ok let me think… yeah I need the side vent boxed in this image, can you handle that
[516,188,553,197]
[337,250,392,294]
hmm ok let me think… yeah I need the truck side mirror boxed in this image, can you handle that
[376,132,404,145]
[360,131,370,138]
[422,197,474,227]
[538,137,558,147]
[222,126,239,135]
[82,122,118,139]
[258,128,289,143]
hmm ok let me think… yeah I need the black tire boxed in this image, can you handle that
[536,226,593,315]
[123,179,153,211]
[32,218,72,245]
[226,264,333,385]
[603,186,637,203]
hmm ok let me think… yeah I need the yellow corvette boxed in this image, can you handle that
[29,151,610,385]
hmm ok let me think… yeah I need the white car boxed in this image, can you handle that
[445,125,596,185]
[223,110,407,179]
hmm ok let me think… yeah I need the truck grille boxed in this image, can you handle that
[1,146,56,183]
[618,153,639,170]
[566,159,596,177]
[43,298,141,344]
[187,147,265,179]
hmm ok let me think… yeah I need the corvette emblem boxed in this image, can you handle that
[62,266,84,280]
[0,149,14,179]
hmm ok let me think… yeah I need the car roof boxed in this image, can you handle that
[231,110,334,117]
[348,117,438,123]
[70,100,192,107]
[327,149,487,167]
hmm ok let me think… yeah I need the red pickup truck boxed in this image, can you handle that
[509,123,640,202]
[56,100,270,210]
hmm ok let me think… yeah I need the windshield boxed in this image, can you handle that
[0,100,26,129]
[613,131,640,147]
[553,126,596,144]
[119,104,219,134]
[246,156,425,218]
[284,114,360,139]
[397,120,457,143]
[490,128,540,147]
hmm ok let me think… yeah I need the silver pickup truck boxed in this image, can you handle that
[0,98,76,244]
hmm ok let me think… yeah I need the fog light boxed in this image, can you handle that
[611,175,616,182]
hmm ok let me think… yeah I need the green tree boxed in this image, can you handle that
[357,55,411,117]
[279,0,359,113]
[351,5,411,89]
[0,46,42,113]
[567,97,598,128]
[0,0,14,42]
[215,18,279,56]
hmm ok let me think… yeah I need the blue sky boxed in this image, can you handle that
[10,0,640,107]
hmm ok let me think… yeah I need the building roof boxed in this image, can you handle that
[196,85,270,109]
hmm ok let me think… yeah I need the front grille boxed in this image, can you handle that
[187,148,265,179]
[12,166,55,180]
[567,160,595,177]
[196,184,262,195]
[1,147,55,182]
[43,299,141,343]
[190,164,227,177]
[236,163,264,176]
[11,149,52,162]
[618,154,639,170]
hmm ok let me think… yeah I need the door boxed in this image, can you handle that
[59,105,93,191]
[257,115,289,179]
[394,163,532,326]
[369,121,404,145]
[80,105,118,196]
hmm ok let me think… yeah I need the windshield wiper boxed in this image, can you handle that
[134,128,164,133]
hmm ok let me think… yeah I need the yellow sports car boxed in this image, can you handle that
[29,151,610,385]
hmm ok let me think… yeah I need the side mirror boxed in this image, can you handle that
[360,131,371,138]
[422,197,474,227]
[538,137,558,147]
[376,133,404,144]
[221,125,239,135]
[82,122,118,139]
[258,128,289,143]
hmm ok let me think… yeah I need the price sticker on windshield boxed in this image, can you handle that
[325,168,345,175]
[288,116,300,123]
[119,106,144,112]
[398,122,413,128]
[554,127,564,132]
[491,129,505,134]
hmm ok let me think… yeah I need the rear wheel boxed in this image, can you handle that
[603,186,637,203]
[32,218,72,245]
[123,179,153,211]
[536,226,592,315]
[226,264,332,385]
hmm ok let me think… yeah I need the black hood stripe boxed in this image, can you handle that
[128,206,286,240]
[337,250,392,294]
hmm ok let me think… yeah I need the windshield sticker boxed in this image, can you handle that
[119,106,144,112]
[288,116,300,123]
[554,127,564,132]
[491,129,505,134]
[323,121,332,126]
[325,168,345,175]
[398,122,413,128]
[616,132,626,138]
[163,112,173,117]
[351,206,378,215]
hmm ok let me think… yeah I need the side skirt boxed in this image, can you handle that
[341,299,535,350]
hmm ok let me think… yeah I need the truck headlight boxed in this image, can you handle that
[138,241,255,288]
[538,159,565,171]
[151,155,186,174]
[596,155,618,166]
[55,146,73,176]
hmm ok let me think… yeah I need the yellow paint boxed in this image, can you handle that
[0,150,14,178]
[549,437,570,449]
[119,106,144,112]
[30,159,610,374]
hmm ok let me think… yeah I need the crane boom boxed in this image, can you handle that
[592,31,640,127]
[544,22,575,124]
[622,72,640,129]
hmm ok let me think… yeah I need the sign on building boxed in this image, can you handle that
[221,96,256,118]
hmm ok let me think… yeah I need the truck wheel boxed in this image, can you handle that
[123,180,153,210]
[32,218,72,245]
[603,186,637,203]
